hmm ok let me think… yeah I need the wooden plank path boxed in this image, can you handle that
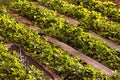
[44,36,114,76]
[13,43,62,80]
[3,40,62,80]
[0,34,61,80]
[35,2,80,25]
[88,31,120,51]
[33,2,120,52]
[7,9,114,76]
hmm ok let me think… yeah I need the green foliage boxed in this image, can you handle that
[0,6,113,80]
[0,6,7,13]
[9,0,120,72]
[0,0,16,6]
[0,42,46,80]
[68,0,120,23]
[37,0,120,44]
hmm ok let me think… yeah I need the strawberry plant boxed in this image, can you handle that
[67,0,120,23]
[37,0,120,44]
[0,7,113,79]
[9,0,120,72]
[0,42,46,80]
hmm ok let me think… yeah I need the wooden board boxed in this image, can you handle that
[7,9,114,76]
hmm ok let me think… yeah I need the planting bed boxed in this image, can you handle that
[0,0,120,79]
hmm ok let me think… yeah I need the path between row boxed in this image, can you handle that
[34,2,120,52]
[7,9,114,76]
[2,40,62,80]
[13,43,62,80]
[35,2,80,25]
[0,27,61,80]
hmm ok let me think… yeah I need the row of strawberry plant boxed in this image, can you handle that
[65,0,120,23]
[0,7,112,80]
[0,42,46,80]
[37,0,120,45]
[9,0,120,72]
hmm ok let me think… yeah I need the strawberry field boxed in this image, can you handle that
[0,0,120,80]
